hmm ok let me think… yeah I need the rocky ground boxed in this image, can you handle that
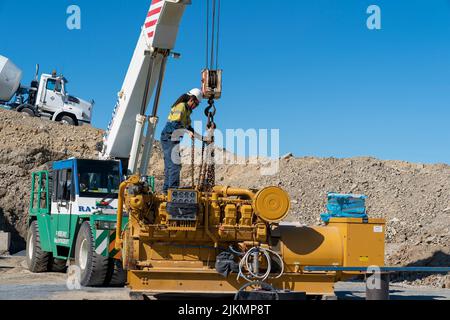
[0,110,103,253]
[0,108,448,288]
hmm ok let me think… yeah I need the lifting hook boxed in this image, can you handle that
[205,98,217,130]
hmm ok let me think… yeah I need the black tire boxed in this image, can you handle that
[105,258,127,287]
[26,221,51,273]
[21,108,35,117]
[60,115,75,126]
[74,222,109,287]
[49,257,68,273]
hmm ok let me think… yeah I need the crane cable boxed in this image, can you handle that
[215,0,221,70]
[210,0,216,69]
[196,0,221,192]
[205,0,210,68]
[205,0,221,70]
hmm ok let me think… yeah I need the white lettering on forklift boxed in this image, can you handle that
[367,5,382,30]
[54,238,69,245]
[79,206,93,213]
[56,231,68,238]
[66,5,81,30]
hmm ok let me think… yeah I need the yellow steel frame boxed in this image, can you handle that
[127,268,349,296]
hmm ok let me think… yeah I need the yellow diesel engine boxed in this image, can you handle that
[115,176,385,298]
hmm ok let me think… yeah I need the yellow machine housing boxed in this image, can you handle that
[115,177,385,297]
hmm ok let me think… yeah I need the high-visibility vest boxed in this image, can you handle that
[167,102,192,128]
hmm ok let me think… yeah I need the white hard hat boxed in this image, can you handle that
[187,88,203,102]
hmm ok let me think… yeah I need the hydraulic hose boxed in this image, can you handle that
[237,246,285,283]
[115,175,139,250]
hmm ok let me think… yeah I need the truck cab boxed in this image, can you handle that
[26,158,127,286]
[34,74,93,126]
[0,55,93,126]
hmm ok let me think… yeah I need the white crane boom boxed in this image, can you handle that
[101,0,191,175]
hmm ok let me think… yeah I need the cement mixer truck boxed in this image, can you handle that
[0,55,93,126]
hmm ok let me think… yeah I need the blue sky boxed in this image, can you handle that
[1,0,449,164]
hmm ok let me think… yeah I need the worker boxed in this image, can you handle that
[79,173,90,193]
[161,88,208,194]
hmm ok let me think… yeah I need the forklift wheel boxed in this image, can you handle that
[105,258,127,287]
[74,222,110,287]
[26,221,51,273]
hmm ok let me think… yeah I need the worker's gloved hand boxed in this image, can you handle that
[202,136,213,144]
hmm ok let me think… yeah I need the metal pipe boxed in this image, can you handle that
[304,266,450,272]
[204,193,218,247]
[115,176,139,250]
[252,249,260,275]
[128,115,146,175]
[151,54,169,117]
[139,116,158,176]
[212,186,255,200]
[366,273,390,301]
[115,181,128,250]
[140,54,156,115]
[139,53,168,175]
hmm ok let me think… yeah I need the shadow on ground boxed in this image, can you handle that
[0,208,26,254]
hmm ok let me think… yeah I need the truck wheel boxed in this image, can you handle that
[49,257,68,273]
[26,221,51,273]
[60,116,75,126]
[21,108,35,117]
[105,258,127,287]
[74,222,109,287]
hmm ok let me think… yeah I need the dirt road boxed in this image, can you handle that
[1,255,449,301]
[0,254,129,300]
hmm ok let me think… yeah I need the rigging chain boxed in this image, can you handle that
[196,99,217,192]
[196,0,221,192]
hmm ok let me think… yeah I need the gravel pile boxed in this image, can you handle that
[0,109,103,252]
[211,156,450,288]
[0,108,448,288]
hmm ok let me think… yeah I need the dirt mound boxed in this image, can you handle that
[208,157,450,288]
[0,109,103,252]
[0,108,448,287]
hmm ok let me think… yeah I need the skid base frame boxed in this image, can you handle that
[127,268,342,298]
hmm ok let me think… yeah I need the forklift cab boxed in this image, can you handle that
[51,159,122,217]
[28,158,126,281]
